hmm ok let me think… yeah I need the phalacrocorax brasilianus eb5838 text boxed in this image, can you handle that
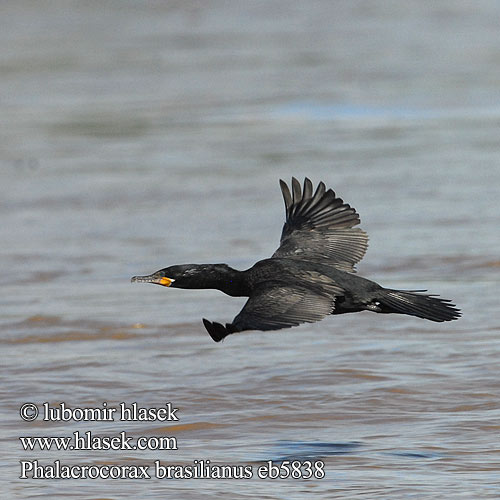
[132,178,460,342]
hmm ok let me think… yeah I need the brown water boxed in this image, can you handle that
[2,1,500,498]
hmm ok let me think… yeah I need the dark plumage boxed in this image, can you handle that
[132,178,460,342]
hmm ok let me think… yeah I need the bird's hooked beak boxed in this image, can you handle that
[131,273,175,287]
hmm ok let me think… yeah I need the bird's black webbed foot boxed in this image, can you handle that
[202,319,238,343]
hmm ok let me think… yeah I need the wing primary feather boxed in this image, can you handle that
[279,179,293,212]
[292,177,302,206]
[308,181,326,210]
[303,177,313,200]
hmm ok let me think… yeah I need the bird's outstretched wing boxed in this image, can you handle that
[203,284,341,342]
[272,178,369,272]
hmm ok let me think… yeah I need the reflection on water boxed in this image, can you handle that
[271,441,363,461]
[2,1,500,498]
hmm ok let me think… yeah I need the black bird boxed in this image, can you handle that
[132,178,460,342]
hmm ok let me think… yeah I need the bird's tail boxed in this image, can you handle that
[378,289,461,322]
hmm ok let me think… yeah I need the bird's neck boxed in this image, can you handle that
[191,265,250,297]
[218,267,249,297]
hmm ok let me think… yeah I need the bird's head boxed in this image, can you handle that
[131,263,231,289]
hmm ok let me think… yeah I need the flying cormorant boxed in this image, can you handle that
[132,178,460,342]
